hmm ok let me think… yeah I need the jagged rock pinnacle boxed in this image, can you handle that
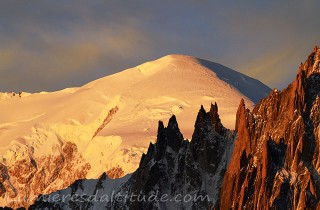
[235,98,246,132]
[168,115,179,131]
[298,45,320,77]
[220,47,320,210]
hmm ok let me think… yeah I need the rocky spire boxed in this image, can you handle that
[235,98,246,132]
[209,102,224,134]
[298,45,320,78]
[219,46,320,210]
[155,115,183,160]
[193,103,225,143]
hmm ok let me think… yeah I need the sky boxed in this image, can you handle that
[0,0,320,93]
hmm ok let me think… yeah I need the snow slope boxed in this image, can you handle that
[0,54,270,179]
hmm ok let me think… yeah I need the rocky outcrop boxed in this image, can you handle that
[0,142,91,209]
[28,103,235,209]
[92,106,119,139]
[219,46,320,210]
[106,166,125,179]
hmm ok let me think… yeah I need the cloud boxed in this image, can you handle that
[0,17,155,92]
[0,0,320,92]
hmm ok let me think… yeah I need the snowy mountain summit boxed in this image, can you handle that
[0,55,270,208]
[29,46,320,210]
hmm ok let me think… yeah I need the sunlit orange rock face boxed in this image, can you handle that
[219,46,320,209]
[107,166,125,179]
[0,142,91,209]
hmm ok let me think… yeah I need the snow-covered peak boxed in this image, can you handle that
[0,54,270,208]
[155,54,198,62]
[0,53,270,175]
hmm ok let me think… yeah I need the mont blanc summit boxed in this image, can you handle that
[0,55,270,208]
